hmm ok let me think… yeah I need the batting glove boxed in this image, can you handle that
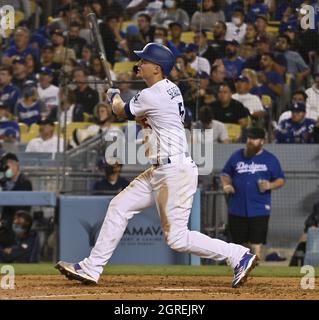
[106,88,121,104]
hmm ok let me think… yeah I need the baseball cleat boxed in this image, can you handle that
[232,252,258,288]
[55,261,97,285]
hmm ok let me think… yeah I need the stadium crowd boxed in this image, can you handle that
[0,0,319,148]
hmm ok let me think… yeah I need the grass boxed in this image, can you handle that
[0,263,318,278]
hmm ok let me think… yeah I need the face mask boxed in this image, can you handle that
[12,224,26,236]
[165,0,175,8]
[232,17,241,26]
[5,168,13,179]
[154,38,163,45]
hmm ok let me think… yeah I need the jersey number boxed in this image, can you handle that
[178,102,185,121]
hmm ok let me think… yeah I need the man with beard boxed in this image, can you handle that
[222,40,245,81]
[221,128,285,260]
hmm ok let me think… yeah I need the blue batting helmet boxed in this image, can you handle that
[133,43,175,76]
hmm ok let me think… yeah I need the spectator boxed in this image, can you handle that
[278,90,317,123]
[252,53,284,103]
[0,211,39,263]
[153,27,181,58]
[275,34,310,90]
[226,7,247,44]
[78,44,94,70]
[71,103,121,147]
[101,0,124,18]
[72,67,99,115]
[246,0,268,23]
[223,40,245,81]
[184,44,211,75]
[206,62,227,102]
[240,42,255,60]
[0,153,33,231]
[244,35,287,75]
[211,82,250,129]
[37,67,59,118]
[16,84,42,127]
[243,23,258,45]
[193,105,229,143]
[210,21,228,63]
[152,0,190,31]
[305,73,319,121]
[100,15,127,64]
[136,13,155,44]
[191,0,225,32]
[48,90,84,127]
[25,54,39,76]
[12,57,37,92]
[232,75,265,121]
[221,127,285,259]
[0,102,20,144]
[289,200,319,266]
[92,161,129,195]
[125,25,145,60]
[168,22,186,54]
[40,43,62,71]
[194,30,216,64]
[276,102,317,144]
[0,65,21,115]
[255,15,274,43]
[68,22,88,59]
[50,29,76,65]
[117,72,137,103]
[2,27,39,65]
[25,118,64,153]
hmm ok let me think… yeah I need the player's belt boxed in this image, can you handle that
[151,152,190,166]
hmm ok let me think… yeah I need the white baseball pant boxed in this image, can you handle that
[80,154,249,281]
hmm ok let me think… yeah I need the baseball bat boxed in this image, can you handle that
[87,12,113,87]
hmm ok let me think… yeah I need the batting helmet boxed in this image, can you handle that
[134,43,175,76]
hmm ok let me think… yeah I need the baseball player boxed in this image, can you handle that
[55,43,258,288]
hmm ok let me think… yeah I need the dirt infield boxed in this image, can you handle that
[1,275,318,300]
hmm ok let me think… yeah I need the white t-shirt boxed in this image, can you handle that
[278,109,318,123]
[305,86,319,120]
[37,84,59,111]
[189,56,211,75]
[59,104,76,127]
[225,22,247,44]
[127,79,188,159]
[232,93,264,115]
[26,135,64,153]
[193,120,229,143]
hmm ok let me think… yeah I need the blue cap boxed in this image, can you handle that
[13,56,26,64]
[290,102,306,112]
[185,43,198,53]
[39,66,54,76]
[236,75,249,83]
[126,25,139,35]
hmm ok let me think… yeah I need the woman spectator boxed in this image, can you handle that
[244,23,258,45]
[152,0,190,31]
[191,0,225,32]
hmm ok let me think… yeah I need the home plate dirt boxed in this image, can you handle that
[1,275,318,300]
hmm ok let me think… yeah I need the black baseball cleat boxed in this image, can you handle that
[55,261,97,285]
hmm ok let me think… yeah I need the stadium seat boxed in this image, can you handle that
[66,122,93,142]
[121,20,138,32]
[181,31,195,44]
[113,61,136,74]
[18,122,29,135]
[20,124,40,144]
[266,25,279,34]
[224,123,242,142]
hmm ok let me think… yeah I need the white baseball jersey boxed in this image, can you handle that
[37,84,59,110]
[125,78,188,160]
